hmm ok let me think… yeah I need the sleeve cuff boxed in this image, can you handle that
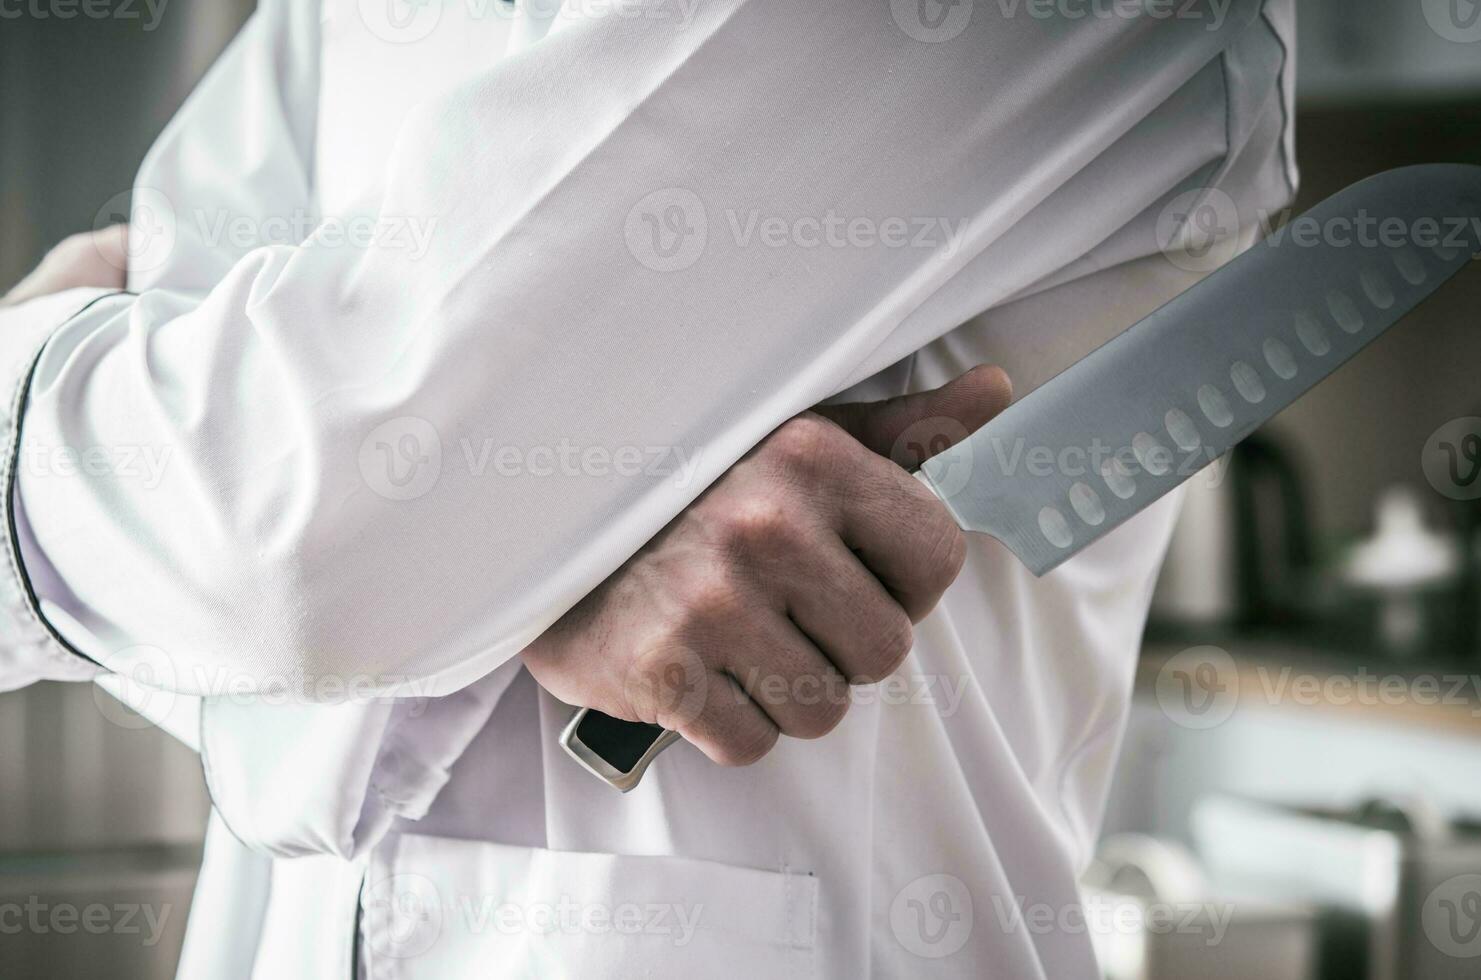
[0,288,130,692]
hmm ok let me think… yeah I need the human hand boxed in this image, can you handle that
[1,224,128,308]
[522,365,1011,766]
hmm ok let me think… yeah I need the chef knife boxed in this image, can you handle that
[562,163,1481,792]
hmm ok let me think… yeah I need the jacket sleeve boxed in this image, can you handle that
[0,289,117,693]
[14,0,1272,703]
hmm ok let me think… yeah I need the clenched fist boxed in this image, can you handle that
[522,365,1012,767]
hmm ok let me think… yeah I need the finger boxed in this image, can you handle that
[89,223,130,278]
[719,611,850,739]
[814,364,1012,467]
[779,535,915,685]
[788,429,964,622]
[2,226,130,309]
[676,673,781,767]
[832,454,966,621]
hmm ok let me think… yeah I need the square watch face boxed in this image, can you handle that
[574,712,665,774]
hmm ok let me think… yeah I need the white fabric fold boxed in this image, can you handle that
[200,660,518,858]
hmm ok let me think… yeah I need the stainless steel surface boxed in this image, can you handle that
[1086,834,1317,980]
[920,164,1481,576]
[1195,794,1481,980]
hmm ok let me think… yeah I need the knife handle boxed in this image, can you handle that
[559,707,680,792]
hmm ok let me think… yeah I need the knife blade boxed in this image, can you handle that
[563,163,1481,792]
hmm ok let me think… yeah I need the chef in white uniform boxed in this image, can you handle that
[0,1,1297,976]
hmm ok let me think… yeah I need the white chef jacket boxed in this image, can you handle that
[0,1,1297,977]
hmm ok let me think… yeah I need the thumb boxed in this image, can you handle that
[814,364,1012,468]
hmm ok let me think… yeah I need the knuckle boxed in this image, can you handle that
[767,414,838,471]
[712,720,778,767]
[56,231,90,254]
[628,644,701,714]
[923,517,968,593]
[896,486,966,598]
[63,230,104,260]
[676,569,739,627]
[855,613,915,683]
[42,237,79,269]
[790,693,850,740]
[722,497,792,549]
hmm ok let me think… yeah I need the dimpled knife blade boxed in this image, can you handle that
[565,164,1481,792]
[918,163,1481,575]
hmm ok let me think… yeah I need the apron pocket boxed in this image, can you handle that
[360,833,819,979]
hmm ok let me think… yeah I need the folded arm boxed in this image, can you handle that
[2,0,1291,858]
[9,0,1265,702]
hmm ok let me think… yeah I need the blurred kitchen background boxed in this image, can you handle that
[1,2,1480,978]
[0,6,251,978]
[1094,4,1481,978]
